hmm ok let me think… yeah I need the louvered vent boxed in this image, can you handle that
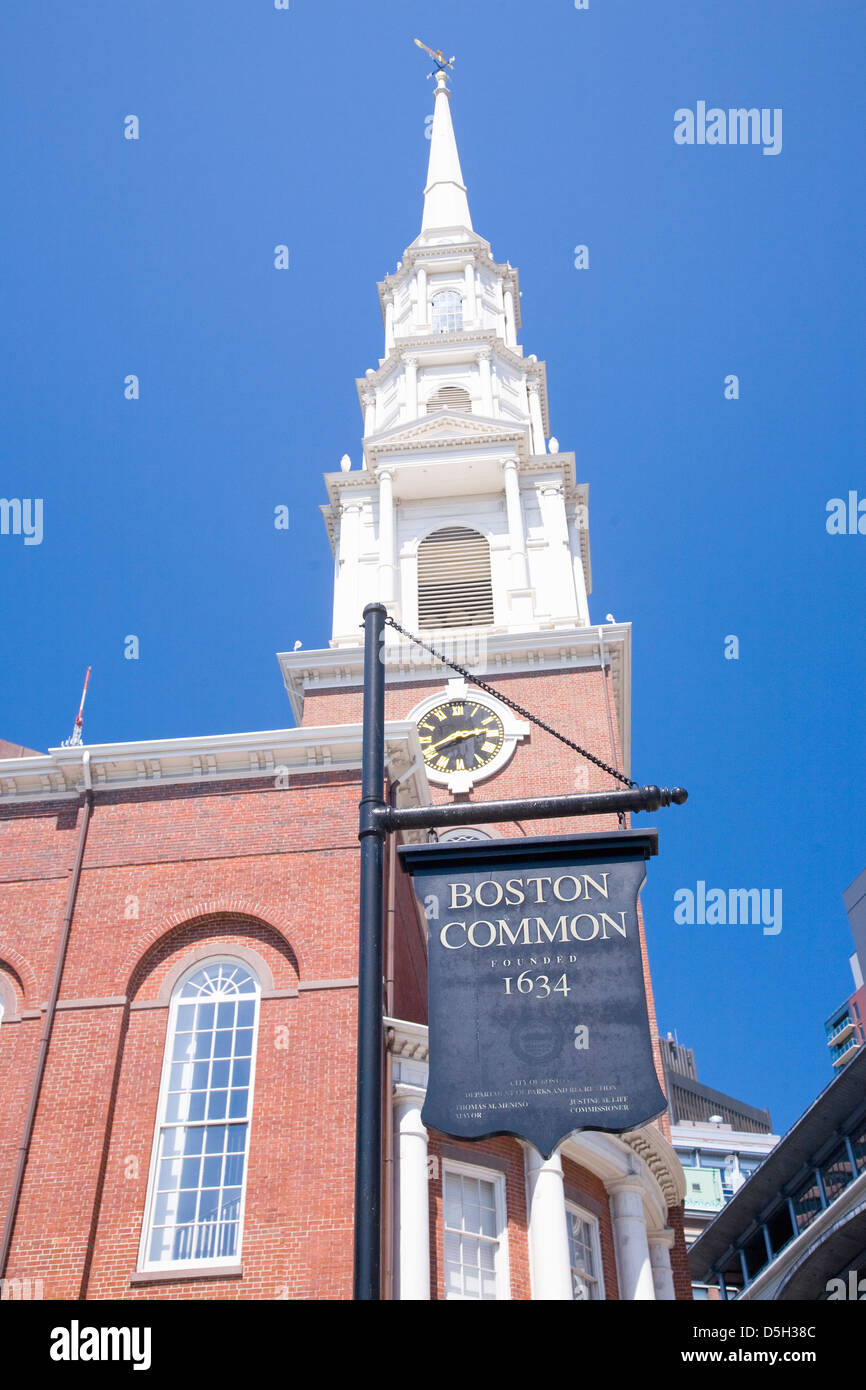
[426,385,472,414]
[417,526,494,630]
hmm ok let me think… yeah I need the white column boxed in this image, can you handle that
[502,457,529,589]
[527,380,546,454]
[378,466,395,604]
[334,500,364,637]
[648,1229,677,1301]
[524,1144,573,1300]
[609,1180,656,1301]
[416,266,428,329]
[504,287,516,346]
[393,1087,430,1301]
[569,499,591,626]
[384,298,395,354]
[362,389,377,437]
[539,482,578,619]
[404,356,418,421]
[495,278,506,340]
[478,349,493,415]
[464,261,477,324]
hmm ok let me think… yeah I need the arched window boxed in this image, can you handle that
[140,960,261,1270]
[0,971,15,1025]
[437,828,492,843]
[417,525,494,630]
[432,290,463,333]
[426,384,472,414]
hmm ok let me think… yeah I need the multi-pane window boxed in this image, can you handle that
[443,1165,507,1299]
[140,961,260,1270]
[431,290,463,333]
[566,1204,604,1300]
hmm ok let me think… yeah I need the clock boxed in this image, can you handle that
[417,698,505,777]
[409,678,529,793]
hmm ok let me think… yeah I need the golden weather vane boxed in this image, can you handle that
[413,37,455,78]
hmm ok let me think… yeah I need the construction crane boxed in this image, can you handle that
[62,667,91,747]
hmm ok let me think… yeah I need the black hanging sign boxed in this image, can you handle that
[398,830,667,1157]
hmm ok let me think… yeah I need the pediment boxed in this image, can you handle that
[370,412,526,451]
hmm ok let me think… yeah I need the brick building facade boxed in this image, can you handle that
[0,68,689,1301]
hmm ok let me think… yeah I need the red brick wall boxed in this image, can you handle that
[0,798,84,1239]
[83,957,358,1301]
[0,771,370,1300]
[303,665,628,838]
[667,1202,694,1300]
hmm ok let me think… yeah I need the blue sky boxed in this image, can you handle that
[1,1,864,1134]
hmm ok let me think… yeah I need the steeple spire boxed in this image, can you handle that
[421,69,473,236]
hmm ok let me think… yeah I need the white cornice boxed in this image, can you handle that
[356,333,544,397]
[386,1016,430,1063]
[0,723,431,813]
[278,624,632,775]
[362,415,531,473]
[622,1125,688,1208]
[318,451,589,580]
[376,238,518,304]
[320,451,583,524]
[671,1122,780,1157]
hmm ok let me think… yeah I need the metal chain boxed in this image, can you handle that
[383,615,637,789]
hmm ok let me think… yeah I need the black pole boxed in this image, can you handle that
[381,784,687,833]
[354,602,388,1300]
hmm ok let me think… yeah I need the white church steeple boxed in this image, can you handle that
[420,69,473,239]
[318,67,593,649]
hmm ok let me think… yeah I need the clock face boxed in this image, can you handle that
[417,699,505,776]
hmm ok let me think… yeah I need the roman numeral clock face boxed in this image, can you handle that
[417,701,505,776]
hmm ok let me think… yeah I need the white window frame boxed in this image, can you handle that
[565,1201,605,1301]
[441,1158,511,1300]
[137,957,261,1275]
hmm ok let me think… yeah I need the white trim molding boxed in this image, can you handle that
[441,1157,511,1300]
[0,723,432,817]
